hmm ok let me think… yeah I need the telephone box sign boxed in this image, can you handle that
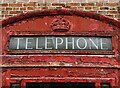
[9,36,112,50]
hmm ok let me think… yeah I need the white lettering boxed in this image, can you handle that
[55,37,64,49]
[45,37,53,49]
[10,37,111,50]
[36,38,42,49]
[14,38,23,49]
[89,38,99,49]
[25,38,33,49]
[66,37,74,49]
[100,38,108,50]
[76,38,87,49]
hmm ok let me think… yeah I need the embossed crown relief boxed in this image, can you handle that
[51,16,71,32]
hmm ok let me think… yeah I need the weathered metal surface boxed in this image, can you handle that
[2,68,118,88]
[1,8,120,88]
[1,15,118,55]
[2,55,117,68]
[9,68,117,78]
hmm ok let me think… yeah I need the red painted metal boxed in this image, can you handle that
[1,8,120,88]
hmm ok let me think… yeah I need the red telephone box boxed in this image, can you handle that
[1,9,120,88]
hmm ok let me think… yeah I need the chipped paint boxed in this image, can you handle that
[1,8,120,88]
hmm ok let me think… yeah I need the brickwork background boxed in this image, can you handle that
[0,0,120,20]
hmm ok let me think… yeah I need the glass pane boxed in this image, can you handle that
[101,83,111,88]
[26,82,95,88]
[10,84,20,88]
[9,36,112,50]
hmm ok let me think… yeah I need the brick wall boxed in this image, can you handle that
[0,0,120,20]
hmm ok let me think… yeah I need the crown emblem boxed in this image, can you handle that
[51,16,71,32]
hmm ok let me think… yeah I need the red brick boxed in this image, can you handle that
[106,15,114,18]
[2,11,8,14]
[52,3,65,7]
[6,7,12,10]
[66,3,80,7]
[0,0,120,21]
[98,11,107,14]
[1,4,8,7]
[93,7,100,10]
[81,3,95,6]
[38,3,45,6]
[23,11,29,13]
[27,7,34,10]
[109,7,116,10]
[41,7,49,9]
[95,3,104,6]
[104,3,118,6]
[89,11,97,13]
[9,11,23,14]
[34,7,41,10]
[5,15,13,18]
[85,7,92,10]
[0,8,2,11]
[9,3,23,7]
[64,6,78,9]
[107,11,118,14]
[23,2,36,6]
[115,15,120,18]
[117,7,120,13]
[20,8,27,10]
[38,3,51,6]
[0,8,6,11]
[71,7,78,9]
[13,8,20,10]
[1,15,5,18]
[77,7,84,10]
[100,7,109,10]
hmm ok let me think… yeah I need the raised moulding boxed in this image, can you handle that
[51,16,71,32]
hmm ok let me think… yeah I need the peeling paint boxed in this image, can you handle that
[1,9,120,88]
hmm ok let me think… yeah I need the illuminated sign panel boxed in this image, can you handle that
[9,36,112,50]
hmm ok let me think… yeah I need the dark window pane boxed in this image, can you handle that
[10,83,20,88]
[101,83,111,88]
[26,82,95,88]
